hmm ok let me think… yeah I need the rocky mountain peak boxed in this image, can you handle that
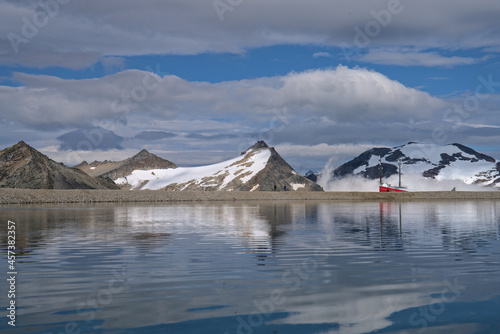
[114,141,322,191]
[73,161,89,168]
[136,148,150,155]
[12,140,35,152]
[241,141,269,155]
[131,149,157,160]
[15,140,29,148]
[1,141,46,163]
[305,170,320,182]
[0,141,118,189]
[77,148,177,182]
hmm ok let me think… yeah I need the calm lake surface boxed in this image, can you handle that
[1,200,500,334]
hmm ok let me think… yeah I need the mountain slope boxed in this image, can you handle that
[116,141,323,191]
[0,141,119,189]
[331,142,500,186]
[77,149,177,180]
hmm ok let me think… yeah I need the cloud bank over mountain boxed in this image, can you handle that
[1,0,499,172]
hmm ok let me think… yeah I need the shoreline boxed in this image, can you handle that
[2,189,500,204]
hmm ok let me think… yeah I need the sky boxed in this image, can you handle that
[1,0,500,173]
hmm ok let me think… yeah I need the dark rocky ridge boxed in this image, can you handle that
[244,146,323,192]
[305,170,319,183]
[0,141,118,189]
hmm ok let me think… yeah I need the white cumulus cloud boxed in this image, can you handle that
[0,66,447,129]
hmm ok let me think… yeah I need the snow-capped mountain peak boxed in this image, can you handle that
[115,141,323,191]
[331,142,500,187]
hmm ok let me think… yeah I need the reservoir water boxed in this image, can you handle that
[1,200,500,333]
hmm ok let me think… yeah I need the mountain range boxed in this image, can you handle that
[3,140,500,191]
[0,141,118,189]
[0,141,322,191]
[330,142,500,187]
[109,141,323,191]
[76,149,177,181]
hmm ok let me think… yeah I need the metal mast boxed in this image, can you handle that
[379,156,382,186]
[398,159,402,188]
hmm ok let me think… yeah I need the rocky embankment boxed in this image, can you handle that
[1,189,500,204]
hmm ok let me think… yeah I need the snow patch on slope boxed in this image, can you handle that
[116,149,271,190]
[290,183,305,190]
[366,143,495,182]
[399,143,458,163]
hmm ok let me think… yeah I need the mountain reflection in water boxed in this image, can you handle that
[0,200,499,334]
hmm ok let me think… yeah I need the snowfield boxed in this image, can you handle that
[116,149,271,190]
[365,143,497,184]
[290,183,305,190]
[324,142,500,190]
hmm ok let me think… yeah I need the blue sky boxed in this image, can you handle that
[1,0,500,172]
